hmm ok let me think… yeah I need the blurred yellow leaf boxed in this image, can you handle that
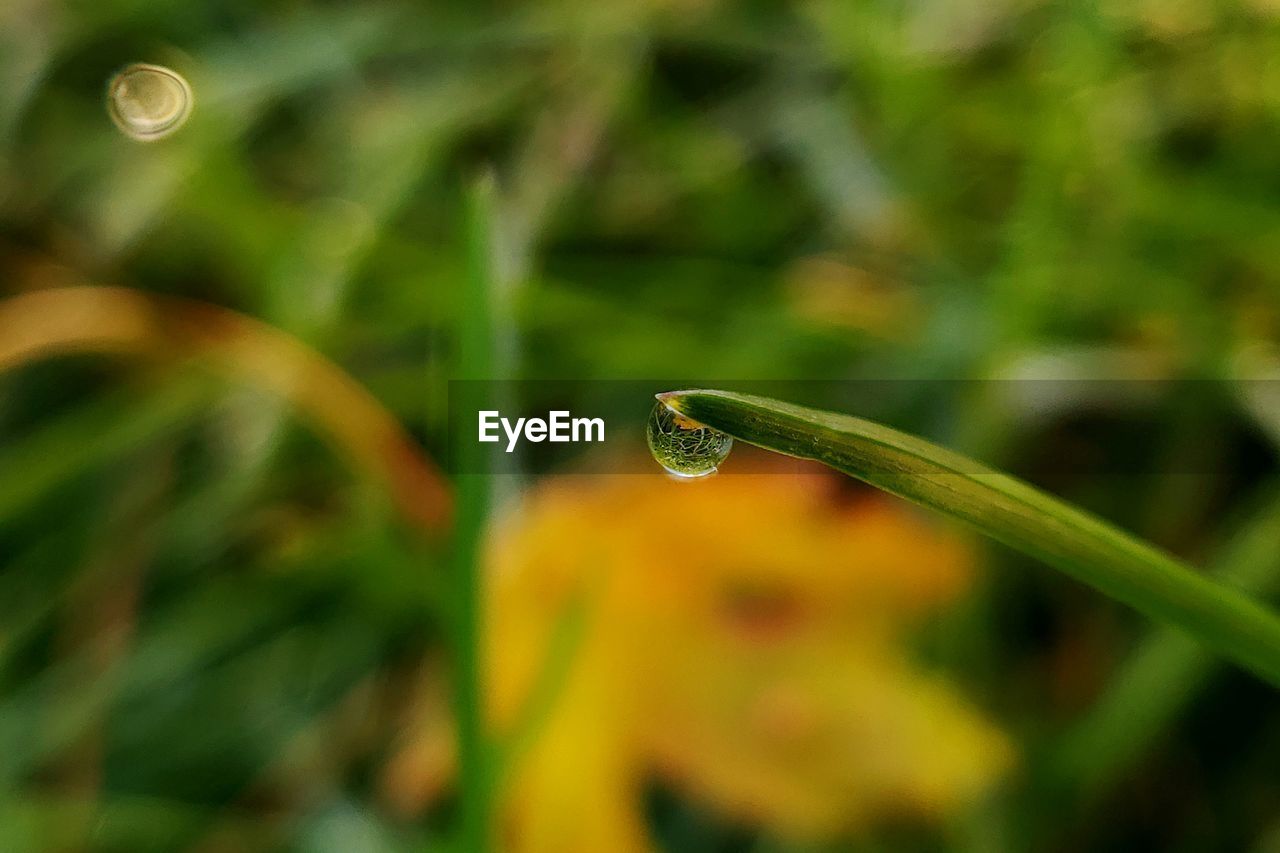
[389,469,1013,849]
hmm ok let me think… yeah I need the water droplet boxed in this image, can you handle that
[646,400,732,479]
[107,63,193,141]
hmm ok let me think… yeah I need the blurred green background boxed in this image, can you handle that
[2,0,1280,850]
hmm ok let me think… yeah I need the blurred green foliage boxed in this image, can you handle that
[2,0,1280,850]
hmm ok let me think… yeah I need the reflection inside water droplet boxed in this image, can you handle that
[107,63,193,141]
[646,400,733,479]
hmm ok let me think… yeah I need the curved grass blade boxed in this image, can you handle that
[658,389,1280,687]
[0,286,451,532]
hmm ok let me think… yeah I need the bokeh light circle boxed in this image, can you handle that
[106,63,193,141]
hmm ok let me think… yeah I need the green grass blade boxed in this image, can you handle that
[448,173,501,853]
[658,389,1280,687]
[0,381,211,521]
[491,590,587,789]
[1048,486,1280,793]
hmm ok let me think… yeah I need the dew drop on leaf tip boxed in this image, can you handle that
[646,399,733,479]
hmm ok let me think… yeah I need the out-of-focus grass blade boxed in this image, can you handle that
[0,380,211,521]
[491,590,587,788]
[0,577,310,788]
[448,173,500,853]
[1050,486,1280,792]
[0,794,278,852]
[659,389,1280,687]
